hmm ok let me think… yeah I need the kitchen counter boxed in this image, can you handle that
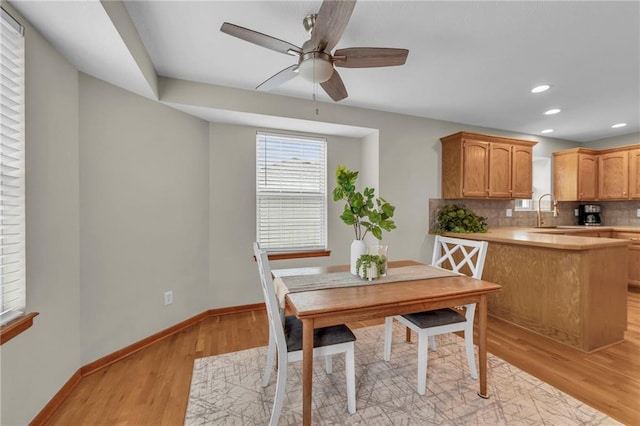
[444,226,632,352]
[446,226,633,250]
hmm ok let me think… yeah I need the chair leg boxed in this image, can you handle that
[429,335,437,351]
[269,353,288,426]
[383,317,394,361]
[262,332,276,387]
[464,329,478,380]
[345,346,356,414]
[325,355,333,374]
[417,333,429,395]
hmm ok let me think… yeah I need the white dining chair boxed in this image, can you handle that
[383,235,489,395]
[253,242,356,425]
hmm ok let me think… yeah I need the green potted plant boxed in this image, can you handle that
[432,204,488,234]
[356,254,388,280]
[333,165,396,275]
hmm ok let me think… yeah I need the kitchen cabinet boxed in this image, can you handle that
[455,139,489,198]
[554,144,640,201]
[599,150,629,199]
[455,227,633,351]
[488,142,512,198]
[553,148,598,201]
[613,231,640,289]
[459,232,628,352]
[629,148,640,199]
[573,230,605,238]
[511,144,535,198]
[440,132,536,199]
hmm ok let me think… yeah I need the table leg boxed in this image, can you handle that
[477,294,489,399]
[302,318,314,425]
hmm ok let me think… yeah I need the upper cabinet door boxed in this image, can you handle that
[599,151,629,199]
[511,145,534,199]
[441,132,537,199]
[462,139,490,197]
[578,153,598,200]
[630,149,640,199]
[488,143,512,198]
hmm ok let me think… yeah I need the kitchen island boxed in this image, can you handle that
[447,227,631,352]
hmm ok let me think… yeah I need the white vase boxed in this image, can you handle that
[350,239,367,275]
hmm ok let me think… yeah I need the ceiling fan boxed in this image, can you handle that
[220,0,409,102]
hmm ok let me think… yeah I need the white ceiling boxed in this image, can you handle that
[8,0,640,142]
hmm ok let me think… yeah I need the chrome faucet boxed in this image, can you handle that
[536,193,558,227]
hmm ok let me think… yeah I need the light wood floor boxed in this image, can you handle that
[45,290,640,425]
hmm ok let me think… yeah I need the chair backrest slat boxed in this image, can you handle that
[431,235,488,279]
[253,242,287,352]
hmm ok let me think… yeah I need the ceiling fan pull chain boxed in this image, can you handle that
[314,83,319,116]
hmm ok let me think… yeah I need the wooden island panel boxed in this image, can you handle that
[482,242,628,352]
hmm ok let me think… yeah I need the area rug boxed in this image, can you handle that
[185,324,620,425]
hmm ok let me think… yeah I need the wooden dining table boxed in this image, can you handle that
[272,259,502,426]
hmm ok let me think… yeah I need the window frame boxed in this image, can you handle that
[255,131,328,253]
[0,6,35,343]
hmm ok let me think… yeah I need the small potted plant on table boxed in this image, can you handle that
[356,253,388,280]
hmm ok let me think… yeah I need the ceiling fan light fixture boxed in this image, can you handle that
[298,51,334,83]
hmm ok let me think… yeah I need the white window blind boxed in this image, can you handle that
[0,7,26,326]
[256,132,327,252]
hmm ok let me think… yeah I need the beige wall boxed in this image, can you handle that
[78,74,210,364]
[584,131,639,150]
[0,3,81,424]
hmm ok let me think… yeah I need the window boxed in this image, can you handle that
[256,132,327,252]
[1,7,26,327]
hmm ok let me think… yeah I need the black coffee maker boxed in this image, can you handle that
[578,204,602,226]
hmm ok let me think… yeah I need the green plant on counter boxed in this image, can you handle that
[432,204,488,234]
[356,254,387,279]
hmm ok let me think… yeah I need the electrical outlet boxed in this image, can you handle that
[506,209,513,217]
[164,291,173,306]
[637,208,640,218]
[574,209,579,217]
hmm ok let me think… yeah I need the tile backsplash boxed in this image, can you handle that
[428,198,640,231]
[599,201,640,226]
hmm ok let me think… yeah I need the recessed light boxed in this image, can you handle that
[544,108,561,115]
[541,129,554,134]
[611,122,627,128]
[531,84,550,93]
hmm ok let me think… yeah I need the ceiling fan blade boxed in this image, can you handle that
[256,64,299,91]
[334,47,409,68]
[220,23,302,56]
[310,0,357,52]
[320,69,348,101]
